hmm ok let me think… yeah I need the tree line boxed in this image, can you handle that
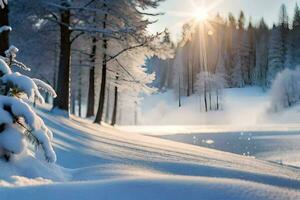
[147,4,300,110]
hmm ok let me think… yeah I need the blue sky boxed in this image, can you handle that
[149,0,298,40]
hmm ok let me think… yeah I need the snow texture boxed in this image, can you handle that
[0,96,56,162]
[1,72,45,103]
[1,109,300,199]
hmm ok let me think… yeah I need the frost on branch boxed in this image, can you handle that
[33,78,57,98]
[5,45,18,59]
[0,45,57,163]
[270,68,300,112]
[1,72,45,103]
[0,25,11,33]
[0,45,31,71]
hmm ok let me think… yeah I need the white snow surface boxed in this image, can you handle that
[0,96,56,162]
[0,25,12,33]
[1,108,300,199]
[1,72,45,103]
[0,58,11,75]
[139,86,300,127]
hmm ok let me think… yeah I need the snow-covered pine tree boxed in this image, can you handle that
[231,11,245,87]
[285,4,300,69]
[254,18,269,88]
[267,25,285,87]
[292,4,300,67]
[232,34,244,87]
[268,4,289,86]
[0,43,57,162]
[225,12,236,86]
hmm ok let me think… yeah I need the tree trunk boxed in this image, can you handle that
[94,9,108,124]
[105,85,110,122]
[53,42,59,91]
[78,86,82,117]
[53,4,71,114]
[134,101,138,125]
[86,37,97,117]
[78,57,82,117]
[71,92,76,115]
[216,91,219,110]
[111,77,118,126]
[178,75,181,107]
[204,81,208,112]
[0,4,9,56]
[187,61,190,97]
[209,92,212,110]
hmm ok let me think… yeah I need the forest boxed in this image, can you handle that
[148,4,300,113]
[2,1,300,199]
[1,1,299,125]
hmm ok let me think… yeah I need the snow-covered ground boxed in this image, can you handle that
[1,108,300,199]
[139,87,300,126]
[160,131,300,167]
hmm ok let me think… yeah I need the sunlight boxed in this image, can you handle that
[193,7,209,22]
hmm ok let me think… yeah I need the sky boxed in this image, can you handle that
[149,0,298,40]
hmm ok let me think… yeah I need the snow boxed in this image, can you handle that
[5,45,19,59]
[0,25,12,33]
[0,0,7,9]
[1,107,300,199]
[0,96,56,162]
[270,67,300,111]
[1,72,45,103]
[0,125,26,154]
[138,86,300,126]
[0,58,12,76]
[32,78,57,98]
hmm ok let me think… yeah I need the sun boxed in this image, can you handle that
[193,7,209,22]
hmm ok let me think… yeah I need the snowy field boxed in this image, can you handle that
[123,87,300,167]
[139,87,300,126]
[1,107,300,199]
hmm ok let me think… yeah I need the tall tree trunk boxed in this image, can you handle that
[71,92,76,115]
[53,42,59,91]
[191,63,194,94]
[78,85,82,117]
[209,92,212,110]
[0,4,9,56]
[86,37,97,117]
[134,101,138,125]
[105,85,110,122]
[111,76,118,126]
[53,4,71,114]
[178,75,181,107]
[78,55,82,117]
[94,8,107,124]
[216,91,219,110]
[204,81,208,112]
